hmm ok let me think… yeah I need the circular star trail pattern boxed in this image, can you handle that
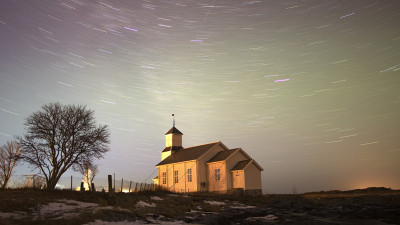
[0,0,399,193]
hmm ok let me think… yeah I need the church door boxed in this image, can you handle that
[232,171,244,189]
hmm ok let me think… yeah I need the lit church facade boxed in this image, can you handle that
[154,124,263,195]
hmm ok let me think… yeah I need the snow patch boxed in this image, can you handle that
[247,214,278,221]
[136,201,156,207]
[150,196,163,201]
[204,200,225,205]
[0,199,100,220]
[35,199,98,219]
[230,204,256,209]
[40,199,98,213]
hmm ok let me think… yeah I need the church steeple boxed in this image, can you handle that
[162,114,183,160]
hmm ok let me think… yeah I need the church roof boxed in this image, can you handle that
[206,148,238,163]
[162,146,183,152]
[165,126,183,135]
[156,142,219,166]
[231,160,252,171]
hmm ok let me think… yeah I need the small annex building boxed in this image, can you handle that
[153,124,263,195]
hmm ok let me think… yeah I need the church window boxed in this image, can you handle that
[174,170,179,183]
[187,169,192,182]
[162,172,166,184]
[215,169,220,181]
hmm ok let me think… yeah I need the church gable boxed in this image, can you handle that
[225,148,251,170]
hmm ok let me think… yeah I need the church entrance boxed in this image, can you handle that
[232,171,244,189]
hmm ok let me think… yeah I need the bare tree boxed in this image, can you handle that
[18,102,110,190]
[0,141,22,189]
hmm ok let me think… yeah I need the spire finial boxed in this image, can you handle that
[172,114,175,127]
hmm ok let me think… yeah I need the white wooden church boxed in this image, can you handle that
[153,121,263,195]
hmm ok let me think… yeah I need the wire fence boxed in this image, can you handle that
[8,175,155,192]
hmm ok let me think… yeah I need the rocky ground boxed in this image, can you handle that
[0,187,399,224]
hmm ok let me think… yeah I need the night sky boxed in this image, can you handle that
[1,0,399,193]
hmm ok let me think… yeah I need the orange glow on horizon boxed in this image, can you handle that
[350,178,394,190]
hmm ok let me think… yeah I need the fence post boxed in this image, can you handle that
[139,183,143,191]
[108,175,113,193]
[80,182,84,192]
[91,183,95,192]
[120,178,124,192]
[113,173,115,192]
[135,183,138,192]
[129,181,132,193]
[71,175,73,191]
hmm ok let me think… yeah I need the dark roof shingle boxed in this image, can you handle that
[156,142,219,166]
[162,146,183,152]
[231,160,252,171]
[207,149,237,163]
[165,127,183,135]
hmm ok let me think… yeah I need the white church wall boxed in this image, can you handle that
[207,161,227,192]
[244,162,262,191]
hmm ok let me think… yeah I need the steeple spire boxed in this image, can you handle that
[162,115,183,160]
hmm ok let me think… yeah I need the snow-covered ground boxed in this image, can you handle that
[39,199,99,219]
[0,199,100,220]
[1,188,397,224]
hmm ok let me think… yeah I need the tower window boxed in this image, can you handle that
[215,169,220,181]
[187,169,192,182]
[174,170,179,183]
[162,172,166,185]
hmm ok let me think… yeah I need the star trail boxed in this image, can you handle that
[0,0,399,193]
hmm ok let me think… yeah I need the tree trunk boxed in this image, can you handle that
[46,177,59,190]
[1,180,8,189]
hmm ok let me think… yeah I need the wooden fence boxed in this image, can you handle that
[8,174,157,193]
